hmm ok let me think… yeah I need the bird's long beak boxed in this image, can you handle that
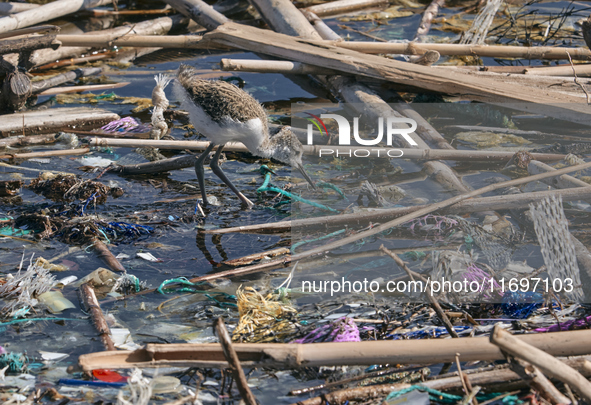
[296,162,317,190]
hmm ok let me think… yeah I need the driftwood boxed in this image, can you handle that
[214,319,258,405]
[0,107,119,137]
[77,329,591,370]
[505,356,571,405]
[164,0,228,30]
[0,34,60,56]
[78,283,116,351]
[221,58,339,75]
[527,160,591,189]
[38,82,130,96]
[304,0,389,17]
[0,133,63,149]
[301,10,342,41]
[414,0,445,41]
[206,186,591,235]
[91,238,125,272]
[491,325,591,402]
[0,148,90,160]
[0,3,40,15]
[0,0,112,34]
[31,67,103,94]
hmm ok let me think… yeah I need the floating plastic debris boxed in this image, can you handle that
[116,368,152,405]
[292,317,360,343]
[0,255,56,318]
[101,117,151,134]
[233,286,297,342]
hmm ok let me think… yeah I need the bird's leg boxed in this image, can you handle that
[195,142,216,205]
[210,145,255,208]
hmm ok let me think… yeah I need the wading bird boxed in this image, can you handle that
[173,64,316,208]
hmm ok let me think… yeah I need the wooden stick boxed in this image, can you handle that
[77,330,591,371]
[214,319,258,405]
[527,160,591,189]
[91,238,126,272]
[380,245,459,338]
[221,58,340,75]
[304,0,388,17]
[54,33,591,61]
[505,356,571,405]
[0,107,119,137]
[87,137,566,161]
[0,134,61,149]
[414,0,445,41]
[163,0,228,31]
[490,324,591,403]
[0,0,113,34]
[31,67,103,94]
[301,10,342,41]
[78,283,116,351]
[0,34,60,55]
[0,148,90,160]
[38,82,130,96]
[0,3,40,15]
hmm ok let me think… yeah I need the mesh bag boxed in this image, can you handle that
[529,195,583,302]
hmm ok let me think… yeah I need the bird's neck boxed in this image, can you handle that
[254,136,274,159]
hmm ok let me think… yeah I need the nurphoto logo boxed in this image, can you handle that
[304,112,418,158]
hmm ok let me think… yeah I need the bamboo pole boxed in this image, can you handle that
[304,0,388,17]
[53,33,591,60]
[77,329,591,370]
[527,160,591,189]
[88,137,566,162]
[0,0,113,34]
[38,82,130,96]
[491,325,591,403]
[0,148,90,160]
[204,187,591,235]
[214,319,258,405]
[221,58,339,75]
[335,41,591,59]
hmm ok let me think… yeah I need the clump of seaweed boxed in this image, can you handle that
[28,174,123,203]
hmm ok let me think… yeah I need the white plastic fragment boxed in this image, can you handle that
[136,252,162,263]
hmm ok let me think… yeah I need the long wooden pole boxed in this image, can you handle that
[54,34,591,60]
[77,329,591,370]
[0,0,112,34]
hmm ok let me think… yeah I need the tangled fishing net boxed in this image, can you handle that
[0,255,56,318]
[232,286,297,343]
[292,316,360,343]
[529,195,583,301]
